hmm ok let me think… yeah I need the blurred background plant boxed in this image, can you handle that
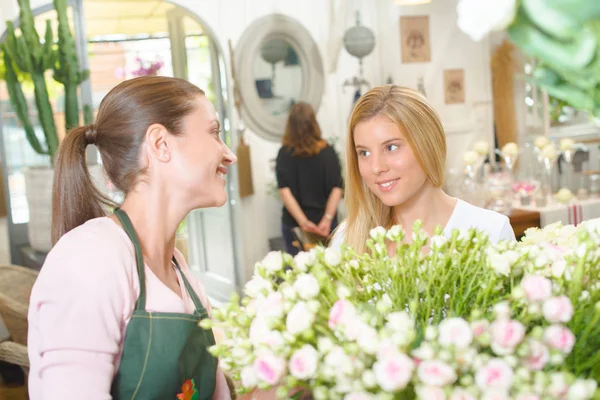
[458,0,600,121]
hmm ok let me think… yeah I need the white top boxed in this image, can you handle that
[330,199,516,249]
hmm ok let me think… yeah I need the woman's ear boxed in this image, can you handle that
[145,123,171,162]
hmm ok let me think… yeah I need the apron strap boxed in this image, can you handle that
[114,208,147,311]
[172,257,207,314]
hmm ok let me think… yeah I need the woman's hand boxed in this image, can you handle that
[315,218,332,236]
[300,220,319,233]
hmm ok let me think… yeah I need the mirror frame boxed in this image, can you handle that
[235,14,324,141]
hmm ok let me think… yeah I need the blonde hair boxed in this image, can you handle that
[343,85,447,253]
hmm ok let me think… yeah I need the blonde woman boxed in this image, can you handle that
[331,85,515,253]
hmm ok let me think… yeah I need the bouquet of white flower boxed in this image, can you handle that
[202,222,600,400]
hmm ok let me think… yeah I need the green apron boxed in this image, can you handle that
[110,208,218,399]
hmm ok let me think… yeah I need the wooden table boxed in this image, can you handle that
[509,208,541,239]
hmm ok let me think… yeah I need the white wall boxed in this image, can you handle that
[0,0,496,281]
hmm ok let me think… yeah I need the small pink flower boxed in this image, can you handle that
[490,319,526,355]
[544,325,576,354]
[373,351,415,391]
[521,275,552,303]
[471,320,490,337]
[438,318,473,348]
[253,352,286,385]
[475,359,514,390]
[328,300,356,329]
[542,296,574,323]
[417,360,457,386]
[289,345,318,380]
[523,340,549,371]
[416,385,446,400]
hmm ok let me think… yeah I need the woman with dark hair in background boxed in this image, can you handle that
[276,102,343,255]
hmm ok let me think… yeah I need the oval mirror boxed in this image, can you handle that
[235,14,324,141]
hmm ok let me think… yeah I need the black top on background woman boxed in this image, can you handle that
[275,102,343,255]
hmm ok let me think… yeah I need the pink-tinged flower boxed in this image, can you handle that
[523,340,549,371]
[521,275,552,302]
[373,351,415,391]
[542,296,574,323]
[544,325,576,354]
[475,359,514,390]
[253,352,286,385]
[471,320,490,337]
[256,292,285,319]
[490,319,525,355]
[450,388,476,400]
[289,345,319,380]
[438,318,473,348]
[417,360,457,386]
[515,394,540,400]
[328,300,357,329]
[416,385,446,400]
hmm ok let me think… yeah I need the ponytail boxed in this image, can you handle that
[51,124,115,244]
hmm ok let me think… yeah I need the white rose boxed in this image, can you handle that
[463,150,479,166]
[457,0,517,41]
[560,138,575,152]
[373,351,415,391]
[438,317,473,348]
[369,226,387,240]
[416,385,447,400]
[289,344,319,380]
[474,140,490,156]
[293,251,316,272]
[362,370,377,389]
[324,248,342,267]
[286,301,314,335]
[475,359,514,390]
[249,317,272,345]
[417,359,457,386]
[240,366,258,388]
[501,142,519,158]
[245,275,273,298]
[534,136,550,149]
[356,323,379,355]
[261,251,284,273]
[318,337,334,353]
[488,253,511,276]
[293,273,320,300]
[256,292,285,319]
[568,379,597,400]
[542,144,558,161]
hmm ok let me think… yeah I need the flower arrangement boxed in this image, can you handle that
[202,221,600,399]
[130,56,164,77]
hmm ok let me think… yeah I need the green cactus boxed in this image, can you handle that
[0,0,89,164]
[52,0,89,130]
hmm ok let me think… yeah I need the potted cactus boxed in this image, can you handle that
[1,0,101,252]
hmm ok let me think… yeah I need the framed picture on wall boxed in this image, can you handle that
[444,69,465,104]
[400,15,431,63]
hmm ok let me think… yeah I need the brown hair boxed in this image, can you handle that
[282,102,323,157]
[343,85,447,253]
[52,76,205,244]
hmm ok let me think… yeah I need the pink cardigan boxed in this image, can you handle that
[27,217,231,400]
